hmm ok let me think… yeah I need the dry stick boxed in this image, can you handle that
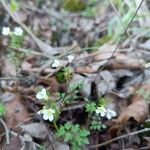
[0,0,54,55]
[95,0,145,76]
[0,118,10,144]
[12,47,51,59]
[89,128,150,148]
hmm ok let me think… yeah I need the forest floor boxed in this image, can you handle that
[0,0,150,150]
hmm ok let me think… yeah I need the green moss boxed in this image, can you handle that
[63,0,86,12]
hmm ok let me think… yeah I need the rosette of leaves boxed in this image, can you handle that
[56,67,73,83]
[56,123,90,149]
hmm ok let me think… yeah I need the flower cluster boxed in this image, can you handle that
[2,26,23,36]
[51,55,75,68]
[95,106,116,120]
[38,107,55,122]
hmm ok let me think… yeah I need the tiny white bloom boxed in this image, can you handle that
[96,106,117,120]
[13,27,23,36]
[106,109,117,120]
[52,59,59,68]
[144,62,150,68]
[38,107,55,122]
[2,26,11,36]
[95,106,107,117]
[67,55,75,63]
[36,88,49,100]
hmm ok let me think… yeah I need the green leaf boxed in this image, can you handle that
[82,138,89,144]
[65,122,72,130]
[72,124,80,132]
[64,133,72,142]
[85,102,96,113]
[76,137,82,146]
[56,126,65,137]
[79,130,90,137]
[0,102,6,117]
[10,0,18,12]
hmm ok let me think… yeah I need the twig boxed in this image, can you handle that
[0,118,10,144]
[106,0,123,25]
[97,0,145,73]
[62,102,85,111]
[12,47,51,59]
[0,77,20,81]
[88,128,150,148]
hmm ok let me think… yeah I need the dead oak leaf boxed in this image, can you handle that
[5,95,30,130]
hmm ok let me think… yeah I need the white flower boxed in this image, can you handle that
[105,109,117,120]
[36,88,49,100]
[38,107,55,122]
[67,55,75,63]
[13,27,23,36]
[144,62,150,68]
[95,106,117,120]
[2,26,11,36]
[52,59,59,68]
[95,106,107,117]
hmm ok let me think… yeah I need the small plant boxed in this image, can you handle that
[56,122,90,150]
[36,88,60,131]
[56,67,73,83]
[90,120,106,131]
[85,101,96,113]
[0,102,6,117]
[2,26,25,69]
[56,82,83,104]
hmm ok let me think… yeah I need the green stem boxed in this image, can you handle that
[53,121,58,131]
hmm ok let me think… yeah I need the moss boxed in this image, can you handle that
[63,0,86,12]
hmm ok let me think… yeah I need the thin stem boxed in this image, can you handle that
[53,121,59,131]
[88,128,150,148]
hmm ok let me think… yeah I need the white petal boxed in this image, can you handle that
[43,114,49,120]
[37,110,42,114]
[106,113,112,120]
[67,55,75,63]
[95,109,100,114]
[48,115,54,121]
[101,111,106,117]
[36,92,44,99]
[41,88,46,95]
[2,27,10,35]
[52,59,59,68]
[111,111,117,117]
[14,27,23,36]
[107,109,117,117]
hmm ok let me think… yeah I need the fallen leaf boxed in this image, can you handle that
[20,123,48,140]
[5,95,30,130]
[109,84,149,137]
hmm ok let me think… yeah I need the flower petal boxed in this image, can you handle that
[101,111,106,117]
[95,109,100,114]
[48,115,54,121]
[43,114,49,120]
[106,113,112,120]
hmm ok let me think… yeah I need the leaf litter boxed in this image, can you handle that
[0,0,150,149]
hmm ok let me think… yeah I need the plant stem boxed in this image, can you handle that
[53,121,58,131]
